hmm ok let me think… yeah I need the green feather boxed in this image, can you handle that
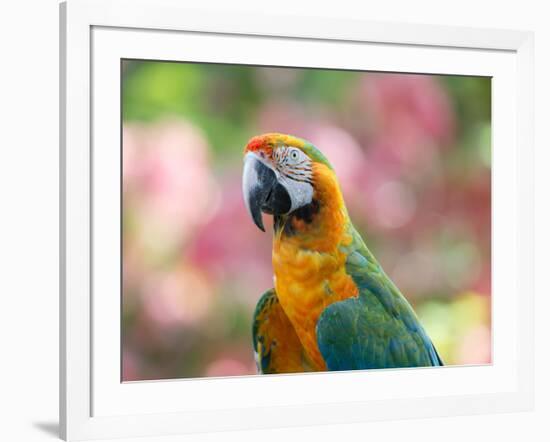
[316,224,443,370]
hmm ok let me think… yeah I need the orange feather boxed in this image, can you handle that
[273,162,358,370]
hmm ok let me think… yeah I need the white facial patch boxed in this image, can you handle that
[274,146,314,212]
[278,173,314,212]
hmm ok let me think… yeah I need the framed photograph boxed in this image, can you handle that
[60,0,534,440]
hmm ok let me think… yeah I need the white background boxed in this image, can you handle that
[0,0,547,441]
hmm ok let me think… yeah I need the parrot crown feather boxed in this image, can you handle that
[245,133,334,171]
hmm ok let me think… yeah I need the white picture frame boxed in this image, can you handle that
[60,0,534,440]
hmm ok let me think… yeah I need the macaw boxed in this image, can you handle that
[242,133,443,374]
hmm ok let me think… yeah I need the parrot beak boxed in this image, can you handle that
[242,152,291,232]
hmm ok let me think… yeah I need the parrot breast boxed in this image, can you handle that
[272,162,359,370]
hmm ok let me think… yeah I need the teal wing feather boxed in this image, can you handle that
[253,289,312,374]
[316,226,443,370]
[252,289,277,373]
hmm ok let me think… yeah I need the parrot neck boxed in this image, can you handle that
[271,162,359,370]
[274,163,351,253]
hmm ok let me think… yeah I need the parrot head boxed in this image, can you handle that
[242,133,334,232]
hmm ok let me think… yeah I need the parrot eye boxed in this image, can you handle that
[287,148,301,163]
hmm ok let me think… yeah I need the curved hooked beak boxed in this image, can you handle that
[242,152,291,232]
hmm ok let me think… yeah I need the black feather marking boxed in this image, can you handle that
[282,199,320,236]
